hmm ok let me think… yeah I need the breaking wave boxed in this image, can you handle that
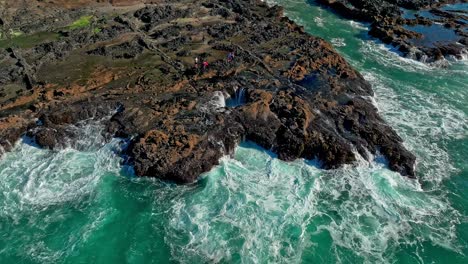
[0,120,127,263]
[162,140,462,263]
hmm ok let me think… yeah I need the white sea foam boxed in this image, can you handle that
[211,91,226,109]
[331,38,346,47]
[1,125,122,207]
[359,41,433,72]
[162,141,462,263]
[362,70,467,184]
[0,119,125,262]
[359,39,468,72]
[349,20,368,31]
[163,144,319,263]
[0,121,130,263]
[314,17,324,27]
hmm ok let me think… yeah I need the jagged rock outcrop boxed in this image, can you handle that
[317,0,467,62]
[0,0,416,182]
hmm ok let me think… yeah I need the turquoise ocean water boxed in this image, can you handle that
[0,1,467,263]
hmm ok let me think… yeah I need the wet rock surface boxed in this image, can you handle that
[317,0,467,62]
[0,0,416,183]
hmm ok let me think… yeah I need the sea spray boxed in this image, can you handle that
[211,91,226,109]
[157,140,462,263]
[0,119,127,263]
[226,87,247,108]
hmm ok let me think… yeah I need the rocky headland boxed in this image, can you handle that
[318,0,468,62]
[0,0,416,183]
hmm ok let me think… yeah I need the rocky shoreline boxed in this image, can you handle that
[0,0,415,183]
[317,0,468,62]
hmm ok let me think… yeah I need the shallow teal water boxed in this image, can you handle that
[1,1,467,263]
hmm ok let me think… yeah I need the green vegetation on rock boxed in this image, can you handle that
[0,29,23,40]
[10,29,23,37]
[0,31,59,49]
[68,15,93,30]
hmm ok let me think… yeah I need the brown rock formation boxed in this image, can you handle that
[0,0,416,183]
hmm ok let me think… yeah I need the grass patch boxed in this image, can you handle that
[0,32,60,49]
[10,29,23,37]
[92,27,102,34]
[68,15,93,30]
[0,29,24,40]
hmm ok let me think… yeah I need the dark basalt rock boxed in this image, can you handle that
[24,102,120,150]
[0,116,34,157]
[134,5,189,24]
[130,112,245,183]
[317,0,467,62]
[0,0,417,183]
[88,39,145,59]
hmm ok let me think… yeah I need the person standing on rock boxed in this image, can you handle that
[227,52,235,63]
[202,61,209,71]
[194,57,199,68]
